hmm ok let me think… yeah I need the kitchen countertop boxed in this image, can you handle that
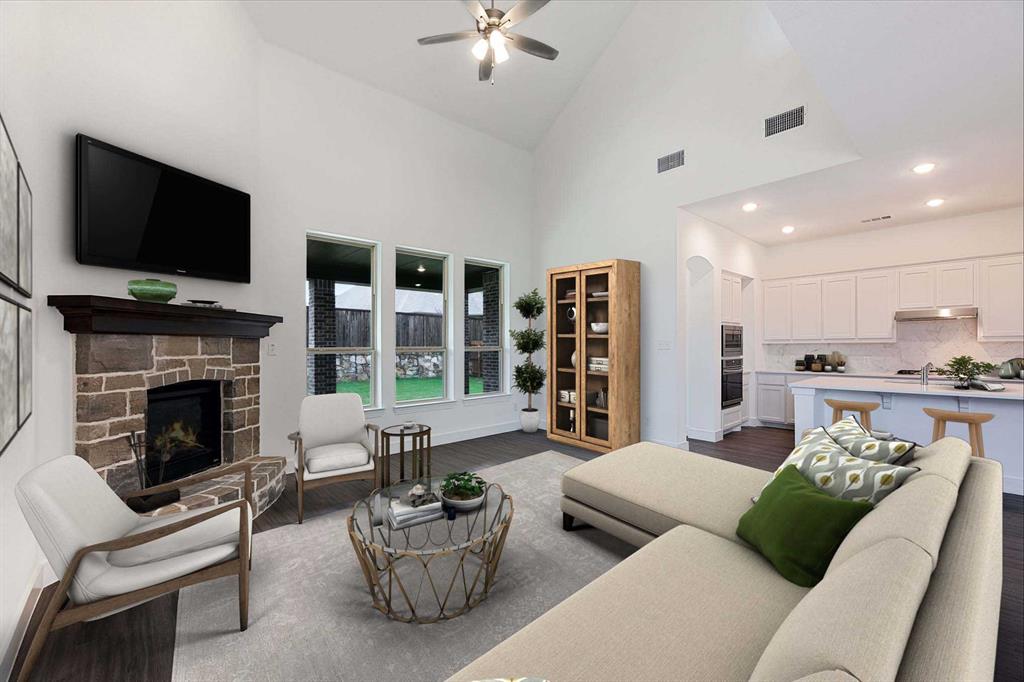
[756,369,1024,383]
[788,376,1024,401]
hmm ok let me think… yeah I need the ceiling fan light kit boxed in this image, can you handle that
[417,0,560,84]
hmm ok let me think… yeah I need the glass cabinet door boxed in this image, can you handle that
[550,272,581,439]
[580,267,611,447]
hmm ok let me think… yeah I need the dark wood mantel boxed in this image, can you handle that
[48,296,283,338]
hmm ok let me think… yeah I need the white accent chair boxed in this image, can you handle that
[295,393,380,523]
[14,456,253,682]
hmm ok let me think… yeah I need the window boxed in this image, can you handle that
[395,250,448,402]
[306,234,376,406]
[464,261,503,395]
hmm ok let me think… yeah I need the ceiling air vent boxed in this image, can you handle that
[657,149,685,174]
[860,215,893,224]
[765,106,805,137]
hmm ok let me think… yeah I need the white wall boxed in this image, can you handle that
[256,44,534,447]
[759,205,1024,279]
[0,0,533,662]
[532,1,861,447]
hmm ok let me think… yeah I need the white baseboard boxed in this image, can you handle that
[1,561,47,682]
[686,427,722,442]
[429,420,524,446]
[648,438,689,450]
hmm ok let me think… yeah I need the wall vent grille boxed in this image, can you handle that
[860,215,893,224]
[765,106,805,137]
[657,149,685,173]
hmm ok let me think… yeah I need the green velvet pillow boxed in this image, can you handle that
[738,465,873,587]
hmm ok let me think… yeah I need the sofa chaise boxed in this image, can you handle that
[452,438,1002,681]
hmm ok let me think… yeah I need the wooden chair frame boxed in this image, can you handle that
[295,422,380,524]
[16,461,254,682]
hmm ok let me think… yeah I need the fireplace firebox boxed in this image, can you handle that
[145,380,222,485]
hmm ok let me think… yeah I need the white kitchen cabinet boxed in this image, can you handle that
[785,377,798,425]
[721,274,733,324]
[722,405,743,432]
[757,384,786,423]
[732,277,743,324]
[979,255,1024,339]
[763,282,792,342]
[791,279,822,340]
[822,275,857,339]
[721,273,743,324]
[898,267,935,309]
[856,270,896,340]
[935,261,976,307]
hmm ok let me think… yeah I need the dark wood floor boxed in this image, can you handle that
[12,428,1023,682]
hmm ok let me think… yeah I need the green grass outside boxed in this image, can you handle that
[337,376,485,404]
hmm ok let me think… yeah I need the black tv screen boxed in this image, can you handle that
[76,134,250,283]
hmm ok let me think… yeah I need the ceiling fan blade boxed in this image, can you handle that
[465,0,488,25]
[479,49,494,81]
[417,31,479,46]
[506,33,559,60]
[501,0,549,28]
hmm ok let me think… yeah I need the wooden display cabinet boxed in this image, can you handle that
[546,259,640,453]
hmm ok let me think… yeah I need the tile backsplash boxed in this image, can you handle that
[763,319,1024,373]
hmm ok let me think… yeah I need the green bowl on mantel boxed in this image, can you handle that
[127,278,177,303]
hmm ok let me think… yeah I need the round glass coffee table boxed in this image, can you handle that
[347,477,513,624]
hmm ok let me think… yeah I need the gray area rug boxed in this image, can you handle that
[172,450,634,682]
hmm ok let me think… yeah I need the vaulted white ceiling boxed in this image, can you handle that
[686,0,1023,245]
[244,0,635,150]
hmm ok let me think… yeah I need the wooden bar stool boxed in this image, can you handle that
[922,408,994,458]
[825,399,880,430]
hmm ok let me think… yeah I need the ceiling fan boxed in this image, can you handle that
[417,0,559,83]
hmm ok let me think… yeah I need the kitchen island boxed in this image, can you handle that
[790,377,1024,494]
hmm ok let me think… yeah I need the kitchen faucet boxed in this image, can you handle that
[921,362,934,387]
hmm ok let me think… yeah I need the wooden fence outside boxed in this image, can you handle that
[321,309,482,347]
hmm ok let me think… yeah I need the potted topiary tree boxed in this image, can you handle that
[510,288,546,433]
[940,355,996,390]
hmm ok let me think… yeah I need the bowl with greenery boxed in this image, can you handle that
[440,472,487,511]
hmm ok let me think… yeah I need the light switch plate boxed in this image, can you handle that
[656,339,672,351]
[267,342,278,357]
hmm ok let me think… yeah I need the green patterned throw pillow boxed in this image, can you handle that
[762,427,918,504]
[738,465,874,587]
[826,416,916,464]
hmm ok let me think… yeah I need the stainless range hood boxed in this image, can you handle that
[894,306,978,322]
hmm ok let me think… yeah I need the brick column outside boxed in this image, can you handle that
[464,287,472,394]
[307,279,337,394]
[481,270,501,393]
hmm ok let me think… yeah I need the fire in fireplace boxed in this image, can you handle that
[145,380,222,485]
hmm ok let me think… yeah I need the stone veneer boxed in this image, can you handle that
[75,334,262,495]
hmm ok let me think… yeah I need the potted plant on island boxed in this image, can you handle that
[939,355,996,390]
[440,471,487,511]
[510,288,547,433]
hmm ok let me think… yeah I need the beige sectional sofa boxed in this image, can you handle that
[452,438,1003,682]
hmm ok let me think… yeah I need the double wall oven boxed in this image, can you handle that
[721,324,743,408]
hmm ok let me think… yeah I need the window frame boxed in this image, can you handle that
[463,258,507,397]
[305,231,380,409]
[394,246,450,404]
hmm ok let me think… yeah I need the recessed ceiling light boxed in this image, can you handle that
[415,282,422,287]
[742,202,758,212]
[781,225,795,234]
[912,162,936,175]
[926,198,945,207]
[416,264,426,273]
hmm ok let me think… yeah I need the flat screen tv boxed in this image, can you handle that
[76,134,250,283]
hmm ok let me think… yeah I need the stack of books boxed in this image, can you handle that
[588,356,609,373]
[387,495,443,530]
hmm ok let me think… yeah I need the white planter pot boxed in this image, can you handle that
[520,409,540,433]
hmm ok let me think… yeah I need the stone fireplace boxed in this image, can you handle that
[51,295,285,515]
